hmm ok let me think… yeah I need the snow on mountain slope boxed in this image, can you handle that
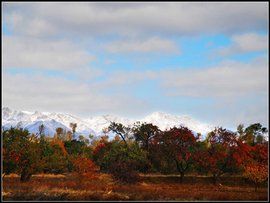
[1,107,214,138]
[47,112,95,136]
[84,115,135,133]
[142,112,213,135]
[25,120,69,137]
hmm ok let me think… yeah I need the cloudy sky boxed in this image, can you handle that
[2,2,269,129]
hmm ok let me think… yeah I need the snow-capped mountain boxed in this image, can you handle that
[142,112,212,134]
[1,107,214,138]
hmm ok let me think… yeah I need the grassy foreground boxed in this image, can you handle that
[2,173,268,201]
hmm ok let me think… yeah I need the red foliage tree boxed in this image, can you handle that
[154,126,198,182]
[194,127,239,184]
[242,143,268,191]
[244,162,268,191]
[251,143,268,165]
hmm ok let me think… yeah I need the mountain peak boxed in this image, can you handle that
[149,111,169,117]
[2,107,214,137]
[2,107,12,113]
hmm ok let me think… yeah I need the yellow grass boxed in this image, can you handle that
[3,173,268,201]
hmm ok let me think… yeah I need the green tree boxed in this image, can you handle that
[133,122,160,172]
[108,122,132,147]
[133,122,160,151]
[79,135,85,142]
[3,128,42,182]
[92,138,147,183]
[64,140,86,156]
[44,139,68,174]
[239,123,268,145]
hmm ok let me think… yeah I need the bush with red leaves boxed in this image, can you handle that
[108,160,140,184]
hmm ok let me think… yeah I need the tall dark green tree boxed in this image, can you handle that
[238,123,268,145]
[133,122,160,151]
[133,122,160,172]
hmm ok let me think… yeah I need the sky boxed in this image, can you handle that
[2,2,269,130]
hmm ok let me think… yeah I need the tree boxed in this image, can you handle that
[79,135,85,142]
[89,134,94,140]
[66,131,73,141]
[108,122,132,147]
[38,124,45,136]
[234,130,268,191]
[244,162,268,191]
[70,123,77,139]
[64,140,86,156]
[72,156,99,179]
[92,137,147,183]
[154,126,198,182]
[3,128,42,182]
[133,122,160,172]
[239,123,268,146]
[55,127,64,140]
[44,139,68,174]
[133,122,160,151]
[237,124,245,138]
[195,127,238,184]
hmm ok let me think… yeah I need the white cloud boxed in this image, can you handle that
[159,57,268,98]
[2,36,95,71]
[98,70,157,87]
[87,56,268,100]
[77,56,268,100]
[104,37,180,54]
[2,73,149,117]
[214,96,268,129]
[3,2,268,38]
[219,33,268,56]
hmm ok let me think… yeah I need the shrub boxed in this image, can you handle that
[72,156,99,175]
[108,160,140,184]
[244,163,268,191]
[92,138,146,183]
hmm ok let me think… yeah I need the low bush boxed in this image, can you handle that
[108,160,140,184]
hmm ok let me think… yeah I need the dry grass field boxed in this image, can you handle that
[2,173,268,201]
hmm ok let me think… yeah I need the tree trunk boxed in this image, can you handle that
[213,174,217,185]
[20,169,32,182]
[255,183,258,192]
[180,172,184,183]
[174,159,185,183]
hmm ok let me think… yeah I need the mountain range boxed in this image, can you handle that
[2,107,214,139]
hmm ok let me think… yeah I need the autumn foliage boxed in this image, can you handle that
[244,163,268,191]
[153,126,198,182]
[72,156,99,175]
[2,121,268,190]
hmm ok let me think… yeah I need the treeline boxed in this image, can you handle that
[2,122,268,191]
